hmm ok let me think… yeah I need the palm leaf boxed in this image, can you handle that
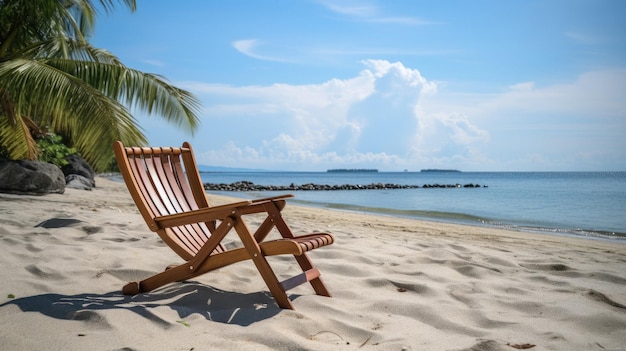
[0,57,146,170]
[0,114,38,160]
[0,0,199,172]
[44,55,201,132]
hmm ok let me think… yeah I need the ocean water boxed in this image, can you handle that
[200,171,626,241]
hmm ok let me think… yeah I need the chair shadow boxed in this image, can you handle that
[0,282,294,327]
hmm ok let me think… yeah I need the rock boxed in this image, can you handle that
[62,155,95,184]
[65,174,95,190]
[61,155,95,190]
[0,160,65,195]
[203,181,487,191]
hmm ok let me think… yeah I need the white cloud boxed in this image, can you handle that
[168,63,626,171]
[419,68,626,170]
[319,2,377,17]
[232,39,259,56]
[316,0,434,25]
[511,70,624,116]
[177,60,491,170]
[363,59,437,92]
[232,39,291,62]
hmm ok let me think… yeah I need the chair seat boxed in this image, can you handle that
[261,233,334,256]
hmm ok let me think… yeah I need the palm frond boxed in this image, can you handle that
[0,113,38,160]
[0,0,89,57]
[0,87,16,124]
[0,0,195,172]
[96,0,137,13]
[45,56,201,132]
[0,57,147,169]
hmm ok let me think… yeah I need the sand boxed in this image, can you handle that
[1,176,625,351]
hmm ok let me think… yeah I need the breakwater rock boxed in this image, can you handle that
[203,181,486,191]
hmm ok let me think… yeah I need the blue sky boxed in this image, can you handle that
[92,0,626,171]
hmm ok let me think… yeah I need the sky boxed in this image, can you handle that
[91,0,626,171]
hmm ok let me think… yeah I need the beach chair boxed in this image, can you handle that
[112,141,333,309]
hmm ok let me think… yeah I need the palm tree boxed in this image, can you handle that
[0,0,201,171]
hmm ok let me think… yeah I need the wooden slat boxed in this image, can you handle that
[182,142,210,209]
[163,227,198,259]
[113,142,158,231]
[161,151,192,212]
[143,151,175,215]
[155,150,184,213]
[159,154,208,244]
[198,222,223,253]
[130,152,167,219]
[172,155,199,211]
[173,147,220,249]
[133,147,202,255]
[153,150,207,253]
[258,233,334,256]
[170,226,202,254]
[180,224,207,253]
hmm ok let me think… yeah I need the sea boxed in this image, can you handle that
[198,171,626,242]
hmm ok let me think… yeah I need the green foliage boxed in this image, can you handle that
[36,134,77,167]
[0,0,200,172]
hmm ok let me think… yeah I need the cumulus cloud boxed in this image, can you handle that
[419,68,626,170]
[177,60,489,170]
[155,62,626,171]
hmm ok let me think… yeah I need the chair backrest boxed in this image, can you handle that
[113,141,220,259]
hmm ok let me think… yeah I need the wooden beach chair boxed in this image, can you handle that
[112,141,333,309]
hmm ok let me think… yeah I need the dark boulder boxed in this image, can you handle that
[0,160,65,195]
[61,155,95,190]
[62,155,95,182]
[65,174,95,190]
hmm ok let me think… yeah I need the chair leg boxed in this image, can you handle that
[262,204,332,298]
[294,254,331,297]
[250,253,294,309]
[233,216,295,309]
[122,281,141,295]
[122,263,194,295]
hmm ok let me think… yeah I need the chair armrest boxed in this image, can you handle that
[155,200,251,228]
[250,194,295,203]
[237,194,294,215]
[156,195,295,228]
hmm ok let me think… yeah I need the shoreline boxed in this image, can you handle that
[208,190,626,243]
[1,176,625,350]
[104,173,626,241]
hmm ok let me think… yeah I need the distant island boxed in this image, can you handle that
[420,169,461,173]
[327,169,378,173]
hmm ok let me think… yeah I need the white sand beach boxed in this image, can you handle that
[1,176,625,351]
